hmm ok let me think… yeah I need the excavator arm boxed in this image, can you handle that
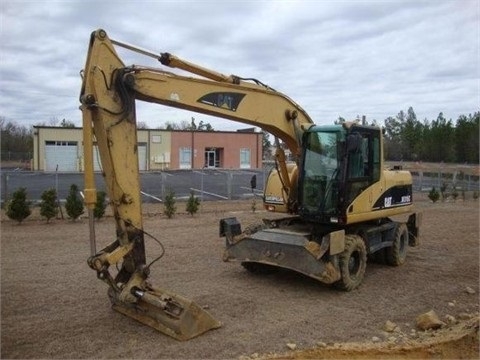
[80,29,313,339]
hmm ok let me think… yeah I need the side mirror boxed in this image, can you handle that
[250,175,257,190]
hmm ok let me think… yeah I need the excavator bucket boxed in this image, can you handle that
[84,220,220,340]
[109,286,221,341]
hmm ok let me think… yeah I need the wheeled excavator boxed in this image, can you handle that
[80,29,421,340]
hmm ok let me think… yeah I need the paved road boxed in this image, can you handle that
[1,169,268,204]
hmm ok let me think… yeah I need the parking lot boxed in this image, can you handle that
[0,168,268,204]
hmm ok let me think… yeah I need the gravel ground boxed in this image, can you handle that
[1,194,479,359]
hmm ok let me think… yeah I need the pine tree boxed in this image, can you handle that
[163,189,176,219]
[6,187,31,224]
[65,184,84,221]
[186,191,200,216]
[94,191,107,220]
[40,188,58,223]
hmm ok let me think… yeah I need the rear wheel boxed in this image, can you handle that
[386,223,408,266]
[335,235,367,291]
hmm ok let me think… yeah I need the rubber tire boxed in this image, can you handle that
[335,235,367,291]
[386,223,409,266]
[241,262,278,275]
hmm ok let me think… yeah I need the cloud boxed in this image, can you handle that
[0,0,478,130]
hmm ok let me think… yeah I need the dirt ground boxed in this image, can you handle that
[1,194,479,359]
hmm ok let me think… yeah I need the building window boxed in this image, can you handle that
[45,141,77,146]
[179,147,192,169]
[240,148,251,169]
[152,135,162,143]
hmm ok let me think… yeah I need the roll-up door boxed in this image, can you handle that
[45,141,78,171]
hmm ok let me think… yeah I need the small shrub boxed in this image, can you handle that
[428,187,440,203]
[186,191,200,216]
[94,191,107,220]
[6,187,31,224]
[163,189,176,219]
[40,188,58,223]
[65,184,84,220]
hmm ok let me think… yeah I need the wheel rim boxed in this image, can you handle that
[348,251,361,276]
[399,231,407,256]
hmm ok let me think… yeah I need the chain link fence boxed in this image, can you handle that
[0,169,269,205]
[1,164,478,206]
[411,170,479,192]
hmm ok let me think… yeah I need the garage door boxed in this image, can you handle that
[45,141,78,171]
[92,143,147,172]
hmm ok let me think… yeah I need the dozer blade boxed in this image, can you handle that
[220,217,343,284]
[109,286,221,341]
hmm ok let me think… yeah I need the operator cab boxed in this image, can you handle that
[299,124,382,224]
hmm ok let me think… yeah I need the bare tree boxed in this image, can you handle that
[49,117,59,126]
[137,121,148,129]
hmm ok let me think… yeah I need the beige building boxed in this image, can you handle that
[33,126,262,171]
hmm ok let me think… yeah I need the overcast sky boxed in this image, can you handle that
[0,0,478,131]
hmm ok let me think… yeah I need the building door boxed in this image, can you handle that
[205,150,216,168]
[138,143,147,171]
[205,148,222,168]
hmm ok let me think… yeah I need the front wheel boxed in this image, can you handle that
[335,235,367,291]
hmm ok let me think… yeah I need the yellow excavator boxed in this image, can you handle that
[80,29,420,341]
